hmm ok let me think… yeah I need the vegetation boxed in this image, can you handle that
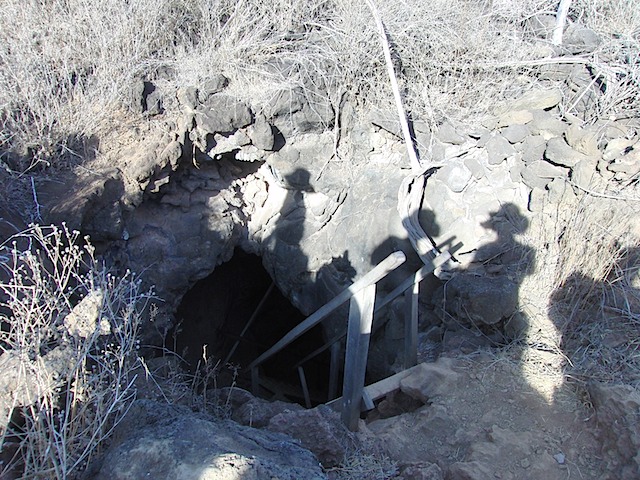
[0,0,638,172]
[0,0,638,478]
[0,225,151,478]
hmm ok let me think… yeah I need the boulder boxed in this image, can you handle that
[529,109,567,138]
[545,137,594,167]
[564,24,601,54]
[525,13,556,39]
[497,89,562,114]
[433,161,473,193]
[447,461,496,480]
[233,397,304,428]
[248,114,276,150]
[571,158,598,190]
[399,359,460,403]
[400,462,444,480]
[603,137,637,161]
[436,122,466,145]
[176,86,199,110]
[497,110,533,127]
[588,382,640,479]
[267,405,356,467]
[196,94,253,134]
[485,134,515,165]
[518,135,547,164]
[464,153,486,179]
[546,177,568,204]
[198,74,229,101]
[501,124,530,144]
[93,400,326,480]
[444,274,519,326]
[521,160,568,189]
[607,147,640,181]
[564,124,600,157]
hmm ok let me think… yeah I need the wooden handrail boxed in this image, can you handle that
[248,251,406,369]
[290,249,452,370]
[375,250,451,312]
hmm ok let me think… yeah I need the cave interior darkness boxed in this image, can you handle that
[171,248,330,404]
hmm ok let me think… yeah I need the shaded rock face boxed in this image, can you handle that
[38,80,640,378]
[444,274,518,326]
[213,388,354,469]
[267,405,357,468]
[92,400,326,480]
[41,79,419,329]
[35,78,426,389]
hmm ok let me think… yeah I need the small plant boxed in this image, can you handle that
[185,347,240,420]
[0,224,152,479]
[329,449,398,480]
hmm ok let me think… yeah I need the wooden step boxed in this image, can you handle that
[326,362,426,412]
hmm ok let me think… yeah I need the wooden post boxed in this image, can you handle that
[341,284,376,431]
[361,390,375,411]
[552,0,572,46]
[248,251,405,370]
[224,282,275,365]
[328,342,341,401]
[251,367,260,396]
[298,366,312,408]
[404,273,419,368]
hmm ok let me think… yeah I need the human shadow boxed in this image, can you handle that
[250,167,357,402]
[362,202,614,477]
[439,203,535,351]
[544,246,640,476]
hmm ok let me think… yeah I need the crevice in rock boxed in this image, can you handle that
[170,248,330,405]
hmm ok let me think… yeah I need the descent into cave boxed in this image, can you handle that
[171,248,330,404]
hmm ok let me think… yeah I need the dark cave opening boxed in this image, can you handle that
[171,249,330,405]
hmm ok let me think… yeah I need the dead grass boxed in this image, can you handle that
[550,195,640,387]
[329,446,398,480]
[517,186,640,396]
[1,0,638,172]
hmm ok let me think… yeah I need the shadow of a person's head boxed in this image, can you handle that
[480,203,529,240]
[473,203,534,276]
[284,168,313,192]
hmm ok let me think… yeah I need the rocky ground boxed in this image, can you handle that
[86,350,639,480]
[1,10,639,480]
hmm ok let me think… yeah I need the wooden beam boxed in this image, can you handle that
[292,332,343,370]
[375,250,450,313]
[248,251,405,369]
[404,274,419,368]
[224,282,275,365]
[341,284,376,431]
[328,342,341,401]
[291,250,451,373]
[251,367,260,396]
[362,390,375,411]
[298,366,312,408]
[327,362,426,411]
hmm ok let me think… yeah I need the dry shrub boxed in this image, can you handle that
[568,0,640,120]
[2,0,638,172]
[510,171,640,402]
[549,194,640,386]
[329,450,398,480]
[0,224,152,479]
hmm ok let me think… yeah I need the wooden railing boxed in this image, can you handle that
[248,248,451,430]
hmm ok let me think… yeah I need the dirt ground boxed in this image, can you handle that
[365,351,612,479]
